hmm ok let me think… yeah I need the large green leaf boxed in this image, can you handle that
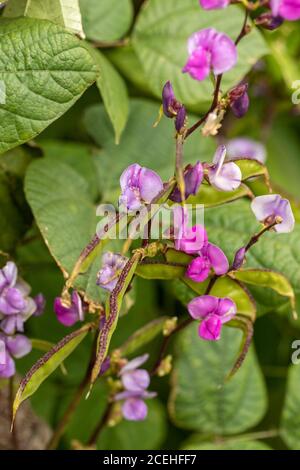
[0,18,98,154]
[4,0,84,37]
[133,0,269,107]
[93,50,129,144]
[169,325,267,434]
[84,99,216,201]
[79,0,133,42]
[24,158,108,304]
[280,364,300,449]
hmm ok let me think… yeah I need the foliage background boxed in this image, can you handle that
[1,0,300,450]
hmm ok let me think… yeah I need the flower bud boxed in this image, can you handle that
[170,162,203,202]
[229,83,249,118]
[255,13,284,30]
[232,247,246,270]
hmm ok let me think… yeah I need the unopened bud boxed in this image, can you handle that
[232,247,246,270]
[255,13,284,31]
[229,83,249,118]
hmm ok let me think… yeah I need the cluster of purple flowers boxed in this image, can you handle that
[115,354,156,421]
[0,261,45,378]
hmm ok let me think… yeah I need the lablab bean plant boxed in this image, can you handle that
[0,0,300,451]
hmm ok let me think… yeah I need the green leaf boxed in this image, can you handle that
[107,45,152,94]
[0,17,98,154]
[133,0,269,107]
[280,364,300,449]
[118,317,167,357]
[13,323,92,423]
[233,158,270,182]
[4,0,85,37]
[182,439,272,450]
[84,99,216,201]
[230,269,296,317]
[79,0,133,42]
[25,158,108,305]
[38,139,101,201]
[169,325,267,434]
[93,50,129,144]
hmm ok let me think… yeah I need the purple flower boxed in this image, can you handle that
[188,295,236,341]
[170,162,203,202]
[183,28,237,81]
[0,334,32,378]
[186,243,229,283]
[229,83,249,118]
[115,354,156,421]
[0,262,42,334]
[208,145,242,191]
[119,164,163,212]
[226,138,266,164]
[251,194,295,233]
[97,252,128,292]
[270,0,300,21]
[199,0,230,9]
[54,291,85,327]
[173,206,207,254]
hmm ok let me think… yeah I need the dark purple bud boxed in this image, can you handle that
[232,247,246,270]
[170,162,203,202]
[255,13,284,31]
[229,83,249,118]
[162,81,176,118]
[175,106,187,133]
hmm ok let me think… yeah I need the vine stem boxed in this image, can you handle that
[184,7,250,140]
[175,135,186,201]
[87,402,113,447]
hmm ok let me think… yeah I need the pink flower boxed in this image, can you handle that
[54,291,85,327]
[186,243,229,282]
[183,28,237,81]
[270,0,300,21]
[188,295,236,341]
[199,0,230,10]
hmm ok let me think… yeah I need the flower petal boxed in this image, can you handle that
[0,352,15,378]
[6,335,32,358]
[207,243,229,275]
[121,354,149,374]
[139,168,163,203]
[122,369,150,392]
[211,32,237,75]
[216,298,237,323]
[186,256,211,283]
[188,295,219,320]
[122,398,148,421]
[209,162,242,191]
[182,47,210,81]
[199,314,222,341]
